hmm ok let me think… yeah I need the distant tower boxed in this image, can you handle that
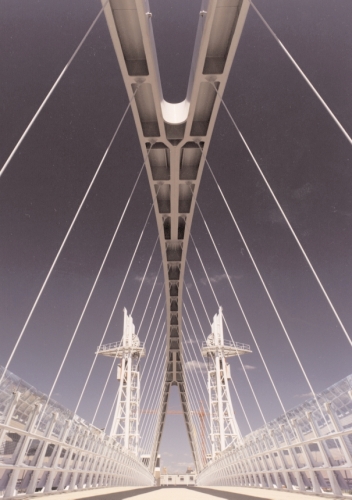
[97,308,145,455]
[201,307,251,459]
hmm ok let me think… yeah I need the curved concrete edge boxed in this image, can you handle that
[202,486,341,499]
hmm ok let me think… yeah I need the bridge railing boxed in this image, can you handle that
[197,375,352,498]
[0,368,154,498]
[201,340,251,350]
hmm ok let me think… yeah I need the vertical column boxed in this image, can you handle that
[69,430,89,490]
[208,369,215,459]
[280,424,305,492]
[0,392,20,449]
[291,419,321,494]
[270,429,293,491]
[58,425,83,491]
[325,402,352,465]
[306,411,342,497]
[26,412,58,494]
[124,355,132,449]
[44,419,72,492]
[4,403,42,498]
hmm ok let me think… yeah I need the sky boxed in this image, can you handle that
[0,0,352,474]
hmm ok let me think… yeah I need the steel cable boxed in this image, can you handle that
[0,92,138,387]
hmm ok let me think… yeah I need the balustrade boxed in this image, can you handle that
[0,370,153,497]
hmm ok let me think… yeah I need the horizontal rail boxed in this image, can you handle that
[197,399,352,498]
[0,388,154,498]
[97,341,145,352]
[201,340,251,351]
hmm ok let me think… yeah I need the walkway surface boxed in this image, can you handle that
[35,485,331,500]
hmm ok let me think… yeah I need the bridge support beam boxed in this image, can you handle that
[101,0,250,471]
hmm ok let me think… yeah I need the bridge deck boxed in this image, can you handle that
[36,486,322,500]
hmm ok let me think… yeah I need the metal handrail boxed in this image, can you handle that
[196,399,352,497]
[98,341,145,352]
[201,340,250,351]
[0,391,153,497]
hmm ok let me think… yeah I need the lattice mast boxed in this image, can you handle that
[201,307,251,459]
[97,308,145,455]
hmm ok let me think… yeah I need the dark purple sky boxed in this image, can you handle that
[0,0,351,473]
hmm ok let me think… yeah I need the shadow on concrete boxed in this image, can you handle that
[194,486,271,499]
[76,487,162,500]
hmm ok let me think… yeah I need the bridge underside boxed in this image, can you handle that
[102,0,250,471]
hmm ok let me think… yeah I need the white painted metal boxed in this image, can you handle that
[0,376,153,498]
[101,0,251,471]
[202,308,250,459]
[197,376,352,497]
[97,308,145,455]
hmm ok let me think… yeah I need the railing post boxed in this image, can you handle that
[87,435,103,488]
[306,411,331,467]
[247,441,259,486]
[0,392,20,449]
[270,429,293,490]
[26,412,59,494]
[44,419,71,492]
[95,435,106,486]
[77,427,95,489]
[69,429,89,490]
[94,435,109,486]
[4,403,42,498]
[57,424,81,491]
[263,433,281,488]
[104,438,115,486]
[306,411,342,497]
[108,445,118,486]
[256,436,273,488]
[291,418,321,494]
[245,443,255,475]
[325,402,352,465]
[280,424,305,492]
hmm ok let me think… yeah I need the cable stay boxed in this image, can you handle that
[140,288,165,366]
[140,340,166,448]
[182,329,211,441]
[181,315,212,459]
[140,313,165,394]
[35,191,156,429]
[186,263,211,325]
[251,2,352,146]
[182,318,209,412]
[131,237,159,315]
[141,358,165,451]
[143,357,167,454]
[182,305,208,383]
[71,185,161,417]
[91,345,120,426]
[190,234,267,426]
[195,200,334,433]
[91,266,161,425]
[69,155,150,416]
[0,97,137,388]
[204,158,336,429]
[184,281,253,433]
[183,370,205,463]
[210,86,352,352]
[0,0,112,179]
[137,264,163,338]
[195,202,289,418]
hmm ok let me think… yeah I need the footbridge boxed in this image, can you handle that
[0,0,351,499]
